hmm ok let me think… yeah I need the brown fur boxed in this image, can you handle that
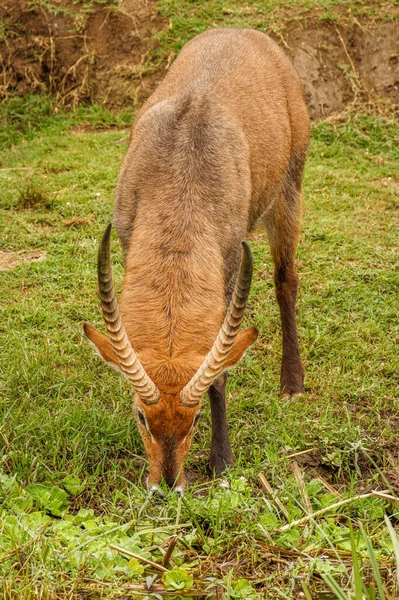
[86,28,310,489]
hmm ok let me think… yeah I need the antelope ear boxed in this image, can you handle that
[83,322,121,372]
[223,326,258,369]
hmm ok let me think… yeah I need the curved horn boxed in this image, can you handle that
[98,223,160,405]
[180,241,253,407]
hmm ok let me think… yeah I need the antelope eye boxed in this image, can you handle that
[137,410,147,429]
[194,412,201,427]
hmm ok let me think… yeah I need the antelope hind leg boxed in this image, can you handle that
[264,154,306,398]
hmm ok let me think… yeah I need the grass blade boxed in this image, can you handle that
[384,515,399,589]
[322,573,349,600]
[301,581,313,600]
[360,524,386,600]
[349,524,364,600]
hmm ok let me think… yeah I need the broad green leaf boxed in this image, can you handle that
[313,558,345,575]
[306,479,324,498]
[93,564,116,580]
[276,527,301,548]
[26,484,69,516]
[229,578,257,599]
[258,512,279,529]
[127,558,145,578]
[231,477,249,493]
[8,494,34,514]
[162,567,193,590]
[0,474,21,498]
[320,493,339,509]
[62,475,85,496]
[82,519,99,532]
[73,508,95,523]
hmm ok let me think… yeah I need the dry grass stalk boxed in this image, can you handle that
[258,473,289,521]
[109,543,168,572]
[372,491,399,502]
[335,24,361,83]
[81,578,207,596]
[162,536,177,568]
[317,475,342,498]
[287,447,317,459]
[257,540,353,560]
[292,460,312,514]
[279,489,392,532]
[334,23,373,107]
[0,167,33,172]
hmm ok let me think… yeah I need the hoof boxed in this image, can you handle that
[280,378,305,400]
[209,458,234,477]
[148,484,165,499]
[280,391,304,401]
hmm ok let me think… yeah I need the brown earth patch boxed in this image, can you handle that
[0,249,47,271]
[0,0,398,118]
[63,213,94,227]
[0,0,166,108]
[284,21,399,118]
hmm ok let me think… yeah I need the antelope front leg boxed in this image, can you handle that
[208,373,234,475]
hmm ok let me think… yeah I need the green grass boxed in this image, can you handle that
[0,95,134,151]
[0,97,399,598]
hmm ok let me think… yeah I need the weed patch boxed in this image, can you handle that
[17,177,53,210]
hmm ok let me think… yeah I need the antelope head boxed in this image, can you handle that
[84,224,257,493]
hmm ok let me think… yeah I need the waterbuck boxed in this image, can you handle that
[84,28,310,494]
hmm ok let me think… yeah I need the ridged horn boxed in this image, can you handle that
[180,241,253,407]
[98,223,160,405]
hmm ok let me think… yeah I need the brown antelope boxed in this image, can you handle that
[84,28,309,494]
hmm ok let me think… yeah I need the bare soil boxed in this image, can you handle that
[285,20,399,118]
[0,249,47,271]
[0,0,165,108]
[0,0,398,117]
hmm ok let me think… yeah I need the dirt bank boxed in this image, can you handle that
[1,0,398,118]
